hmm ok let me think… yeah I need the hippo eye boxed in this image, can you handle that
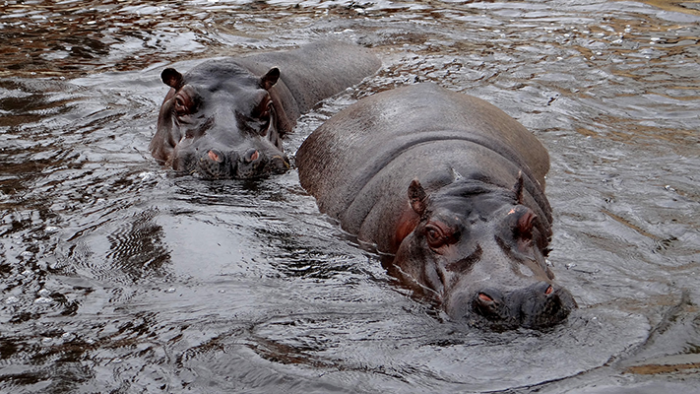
[516,211,537,240]
[513,211,539,253]
[175,97,188,115]
[253,98,272,120]
[425,225,446,249]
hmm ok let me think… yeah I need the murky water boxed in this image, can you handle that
[1,0,699,392]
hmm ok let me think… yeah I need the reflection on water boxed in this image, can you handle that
[1,0,699,392]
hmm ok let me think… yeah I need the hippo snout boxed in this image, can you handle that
[514,282,577,328]
[193,147,289,179]
[234,149,290,178]
[457,282,577,329]
[195,148,237,179]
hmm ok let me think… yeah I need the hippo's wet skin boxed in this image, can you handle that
[297,83,577,329]
[151,41,380,179]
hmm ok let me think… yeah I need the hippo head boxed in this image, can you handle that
[389,176,576,330]
[153,61,290,179]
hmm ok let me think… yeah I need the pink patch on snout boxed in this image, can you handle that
[507,208,516,215]
[545,285,553,295]
[208,150,222,163]
[250,150,259,162]
[478,293,494,303]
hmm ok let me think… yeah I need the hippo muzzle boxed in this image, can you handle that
[172,136,290,179]
[447,281,577,329]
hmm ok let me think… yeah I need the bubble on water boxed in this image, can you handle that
[138,172,155,181]
[61,332,75,341]
[5,296,19,305]
[165,287,176,293]
[35,297,54,304]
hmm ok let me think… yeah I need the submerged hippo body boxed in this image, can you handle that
[151,41,380,179]
[297,83,577,329]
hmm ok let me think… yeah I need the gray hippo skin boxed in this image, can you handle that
[151,41,381,179]
[296,83,577,329]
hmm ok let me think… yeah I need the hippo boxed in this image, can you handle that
[296,83,577,329]
[150,41,380,179]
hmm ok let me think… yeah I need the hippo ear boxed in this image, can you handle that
[408,179,428,215]
[161,68,184,90]
[261,67,280,90]
[512,170,524,204]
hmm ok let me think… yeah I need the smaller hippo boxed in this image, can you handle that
[297,83,577,329]
[151,41,380,179]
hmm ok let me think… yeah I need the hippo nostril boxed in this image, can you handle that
[516,282,576,329]
[472,289,504,320]
[478,292,494,304]
[208,150,223,163]
[244,149,260,163]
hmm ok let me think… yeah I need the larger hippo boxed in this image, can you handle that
[151,41,380,179]
[297,83,577,329]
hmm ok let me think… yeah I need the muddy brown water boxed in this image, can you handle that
[1,1,699,393]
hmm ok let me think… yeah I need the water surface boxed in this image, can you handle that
[1,1,699,392]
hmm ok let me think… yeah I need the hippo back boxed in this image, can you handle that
[297,83,552,252]
[234,41,382,125]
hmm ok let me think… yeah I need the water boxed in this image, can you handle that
[1,1,699,392]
